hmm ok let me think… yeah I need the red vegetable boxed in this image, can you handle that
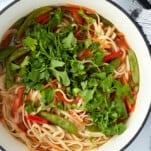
[0,28,17,48]
[17,122,27,132]
[55,91,74,104]
[77,49,91,60]
[35,13,49,24]
[67,8,84,24]
[56,91,68,103]
[26,114,48,124]
[124,97,134,113]
[116,32,129,50]
[103,50,123,62]
[12,87,24,117]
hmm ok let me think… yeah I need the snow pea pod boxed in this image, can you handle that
[6,62,14,89]
[40,112,78,135]
[0,46,16,61]
[110,58,121,69]
[17,6,52,38]
[8,47,30,62]
[128,49,139,86]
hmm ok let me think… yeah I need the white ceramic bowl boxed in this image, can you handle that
[0,0,151,151]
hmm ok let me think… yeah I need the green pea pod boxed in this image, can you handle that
[17,6,52,38]
[110,58,121,69]
[0,46,16,61]
[8,47,30,62]
[128,49,139,86]
[40,112,78,135]
[6,62,13,89]
[99,15,113,26]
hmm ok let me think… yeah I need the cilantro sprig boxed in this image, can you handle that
[19,7,134,136]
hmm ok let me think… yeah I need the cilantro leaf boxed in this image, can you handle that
[62,32,77,50]
[50,59,70,86]
[80,88,95,103]
[23,36,37,51]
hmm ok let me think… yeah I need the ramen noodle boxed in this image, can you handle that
[0,4,139,151]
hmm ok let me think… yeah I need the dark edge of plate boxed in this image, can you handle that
[0,0,151,150]
[0,145,6,151]
[0,0,20,15]
[106,1,151,151]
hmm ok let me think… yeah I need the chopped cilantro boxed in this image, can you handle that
[16,6,135,136]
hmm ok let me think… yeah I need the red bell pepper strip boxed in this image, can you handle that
[103,50,123,62]
[17,122,27,132]
[26,114,48,124]
[55,91,75,104]
[116,32,129,50]
[35,12,49,24]
[77,49,91,60]
[67,8,84,24]
[56,91,68,103]
[124,97,134,113]
[12,87,24,117]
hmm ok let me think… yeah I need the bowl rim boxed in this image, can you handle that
[0,0,151,151]
[108,0,151,149]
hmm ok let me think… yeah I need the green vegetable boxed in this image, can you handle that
[6,62,14,89]
[110,58,121,69]
[78,9,94,24]
[99,15,113,26]
[6,47,30,89]
[128,49,139,86]
[2,6,137,137]
[40,112,78,135]
[62,32,77,50]
[50,60,70,86]
[8,48,30,62]
[0,46,16,61]
[17,6,52,38]
[48,8,64,31]
[41,87,55,105]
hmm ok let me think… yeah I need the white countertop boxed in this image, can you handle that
[0,1,151,151]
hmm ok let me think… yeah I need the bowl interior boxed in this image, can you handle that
[0,0,151,151]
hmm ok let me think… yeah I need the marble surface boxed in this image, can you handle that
[0,0,151,151]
